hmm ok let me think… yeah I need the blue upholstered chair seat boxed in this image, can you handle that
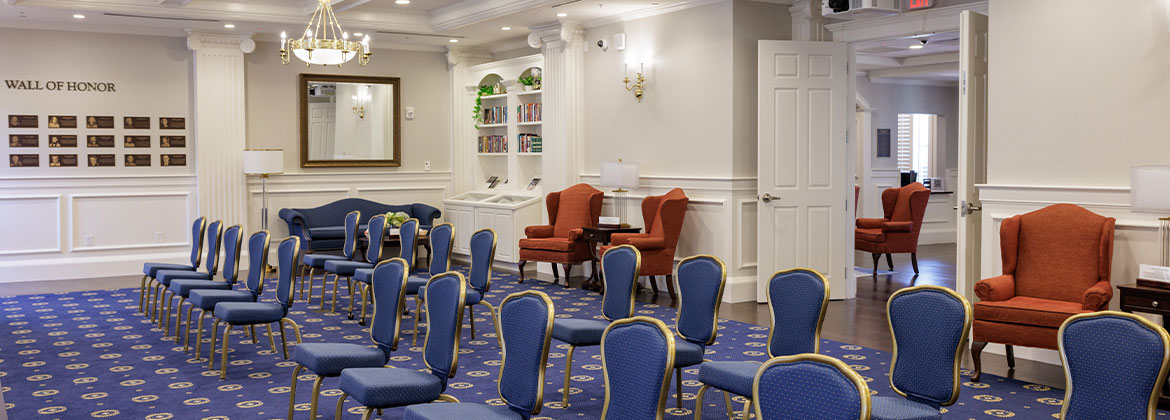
[416,286,483,306]
[156,270,212,286]
[338,367,444,408]
[214,302,285,324]
[674,340,706,367]
[552,319,609,345]
[292,343,385,377]
[308,225,367,240]
[189,290,254,310]
[303,253,349,267]
[405,276,429,293]
[143,262,195,277]
[168,279,231,295]
[324,260,373,276]
[870,396,942,420]
[403,403,522,420]
[697,361,761,397]
[354,268,374,284]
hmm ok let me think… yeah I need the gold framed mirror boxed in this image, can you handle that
[299,74,401,167]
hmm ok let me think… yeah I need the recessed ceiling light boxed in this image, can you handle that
[909,39,927,49]
[395,0,410,4]
[501,26,511,30]
[224,23,235,29]
[556,12,568,17]
[72,14,85,19]
[449,39,458,43]
[353,32,363,36]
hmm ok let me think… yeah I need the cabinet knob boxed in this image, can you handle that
[1153,301,1160,308]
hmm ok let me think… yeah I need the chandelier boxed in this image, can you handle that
[280,0,371,67]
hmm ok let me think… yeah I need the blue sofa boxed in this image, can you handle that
[278,198,441,252]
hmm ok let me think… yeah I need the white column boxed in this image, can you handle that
[447,46,492,195]
[790,0,827,42]
[187,33,254,229]
[533,21,585,195]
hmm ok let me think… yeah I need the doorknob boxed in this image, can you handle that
[959,200,982,217]
[759,193,777,203]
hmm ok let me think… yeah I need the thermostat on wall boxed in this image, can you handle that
[613,33,626,51]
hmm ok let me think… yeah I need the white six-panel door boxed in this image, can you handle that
[757,40,851,301]
[956,11,989,302]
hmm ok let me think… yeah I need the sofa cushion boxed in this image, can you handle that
[855,228,886,243]
[973,296,1090,328]
[518,237,575,252]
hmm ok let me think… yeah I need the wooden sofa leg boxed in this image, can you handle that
[1006,345,1016,369]
[517,260,527,283]
[971,341,988,382]
[911,252,920,274]
[871,253,881,279]
[885,253,894,270]
[562,264,573,288]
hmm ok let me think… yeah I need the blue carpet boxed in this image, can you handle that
[0,268,1157,419]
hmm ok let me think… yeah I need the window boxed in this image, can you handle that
[896,113,937,181]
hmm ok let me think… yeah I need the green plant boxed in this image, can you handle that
[472,85,495,128]
[386,211,409,228]
[518,76,535,86]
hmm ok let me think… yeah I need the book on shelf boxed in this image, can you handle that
[517,102,542,123]
[478,135,507,153]
[481,106,507,125]
[517,133,542,153]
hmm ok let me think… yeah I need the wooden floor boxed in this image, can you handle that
[0,243,1066,389]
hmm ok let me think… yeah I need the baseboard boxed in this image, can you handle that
[982,343,1061,367]
[0,251,189,283]
[918,229,956,245]
[723,275,756,303]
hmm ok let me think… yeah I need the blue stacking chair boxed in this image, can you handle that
[870,285,971,420]
[405,222,451,345]
[141,216,206,314]
[334,271,466,419]
[288,257,410,420]
[153,220,224,326]
[321,214,388,315]
[301,210,360,305]
[415,228,497,347]
[670,254,727,409]
[163,224,244,339]
[402,289,554,420]
[550,244,639,408]
[187,230,270,357]
[600,316,676,420]
[208,236,306,379]
[1058,311,1170,420]
[752,354,872,420]
[352,218,421,325]
[695,268,829,420]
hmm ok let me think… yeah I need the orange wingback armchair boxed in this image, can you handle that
[855,182,930,276]
[969,203,1115,381]
[518,183,604,287]
[601,188,689,301]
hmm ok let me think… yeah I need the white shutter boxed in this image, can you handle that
[896,114,912,171]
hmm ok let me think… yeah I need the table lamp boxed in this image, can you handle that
[600,159,640,228]
[243,149,285,232]
[1131,165,1170,265]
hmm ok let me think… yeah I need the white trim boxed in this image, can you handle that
[584,0,737,28]
[432,0,561,32]
[867,77,958,87]
[72,242,189,252]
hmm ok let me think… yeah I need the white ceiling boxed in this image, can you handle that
[855,31,960,82]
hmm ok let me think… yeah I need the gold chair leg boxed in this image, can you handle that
[330,275,342,314]
[347,279,358,320]
[562,345,575,408]
[287,365,303,420]
[298,265,307,301]
[265,323,278,353]
[675,367,683,409]
[142,279,152,314]
[194,311,208,360]
[722,390,735,420]
[412,295,423,347]
[479,302,502,348]
[319,273,329,309]
[182,304,196,349]
[304,267,314,303]
[359,284,371,326]
[163,292,177,335]
[334,392,348,420]
[172,297,188,342]
[693,384,710,420]
[740,398,751,420]
[156,287,170,325]
[360,408,373,420]
[469,307,475,339]
[138,275,149,312]
[220,324,234,379]
[281,318,304,343]
[309,376,325,420]
[249,325,258,344]
[208,319,221,369]
[437,394,460,403]
[278,320,290,359]
[151,285,164,322]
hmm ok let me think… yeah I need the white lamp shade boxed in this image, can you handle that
[243,149,285,175]
[600,161,640,189]
[1131,165,1170,213]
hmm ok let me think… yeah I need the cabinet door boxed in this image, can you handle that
[493,211,515,262]
[448,206,474,255]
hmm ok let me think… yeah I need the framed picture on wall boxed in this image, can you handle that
[9,135,38,147]
[86,116,114,129]
[876,128,891,158]
[124,116,150,129]
[49,154,77,167]
[160,136,185,148]
[9,154,38,167]
[8,115,37,128]
[125,154,150,167]
[87,135,115,148]
[88,154,115,167]
[159,117,185,130]
[124,136,150,148]
[48,115,77,129]
[161,154,185,167]
[48,135,77,148]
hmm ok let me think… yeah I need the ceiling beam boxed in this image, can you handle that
[330,0,371,14]
[855,53,900,68]
[430,0,560,32]
[901,52,958,67]
[156,0,193,6]
[867,62,957,79]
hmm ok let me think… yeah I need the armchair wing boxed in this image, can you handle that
[278,208,311,245]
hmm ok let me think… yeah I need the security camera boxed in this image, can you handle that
[597,39,609,52]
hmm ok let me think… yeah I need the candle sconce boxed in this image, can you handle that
[623,62,646,103]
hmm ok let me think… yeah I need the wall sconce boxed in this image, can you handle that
[623,61,646,102]
[352,85,370,119]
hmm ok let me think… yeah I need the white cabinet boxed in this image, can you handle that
[444,191,541,263]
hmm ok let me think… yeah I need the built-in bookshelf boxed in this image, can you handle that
[470,56,543,193]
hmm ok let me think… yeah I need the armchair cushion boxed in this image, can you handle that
[883,221,913,233]
[626,237,666,250]
[524,225,554,238]
[974,274,1016,302]
[973,297,1089,328]
[855,228,886,243]
[856,218,886,229]
[1082,280,1113,310]
[518,237,575,252]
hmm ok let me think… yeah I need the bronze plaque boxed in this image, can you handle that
[86,135,115,148]
[48,154,77,167]
[124,116,150,129]
[48,115,77,129]
[160,136,186,148]
[86,116,114,129]
[125,154,150,167]
[159,117,185,130]
[124,136,150,148]
[8,115,37,128]
[87,154,115,167]
[9,154,38,167]
[9,135,37,147]
[48,135,77,148]
[161,154,186,167]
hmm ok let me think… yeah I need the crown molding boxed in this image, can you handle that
[446,45,492,65]
[529,20,583,45]
[0,19,189,37]
[487,38,534,54]
[430,0,560,32]
[583,0,728,29]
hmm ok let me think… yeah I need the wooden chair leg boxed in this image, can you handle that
[551,263,561,286]
[1006,344,1016,369]
[649,275,660,295]
[971,340,987,382]
[911,252,920,274]
[885,253,894,270]
[871,253,881,279]
[666,274,678,302]
[517,260,527,283]
[562,264,573,288]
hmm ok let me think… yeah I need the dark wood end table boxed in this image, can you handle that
[1117,283,1170,409]
[580,226,642,293]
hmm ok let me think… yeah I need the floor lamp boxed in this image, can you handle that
[1132,165,1170,265]
[243,149,285,233]
[600,160,640,228]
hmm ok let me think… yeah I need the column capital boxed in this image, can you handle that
[529,20,584,49]
[186,32,255,54]
[446,46,492,66]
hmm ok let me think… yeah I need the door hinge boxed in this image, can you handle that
[961,71,967,95]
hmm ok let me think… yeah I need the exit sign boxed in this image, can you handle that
[905,0,934,11]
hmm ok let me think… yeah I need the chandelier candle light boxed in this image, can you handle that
[280,0,371,67]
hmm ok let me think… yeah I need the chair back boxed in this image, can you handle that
[204,220,224,275]
[752,354,871,420]
[642,188,689,251]
[370,258,409,357]
[881,182,930,226]
[221,225,244,284]
[423,271,467,385]
[674,255,727,345]
[497,291,554,417]
[1059,311,1170,420]
[342,210,360,260]
[549,183,604,238]
[600,245,640,321]
[244,231,270,296]
[601,316,675,420]
[365,214,389,264]
[398,218,419,270]
[428,223,454,276]
[767,268,830,357]
[468,229,497,293]
[189,216,207,268]
[887,285,971,407]
[1002,203,1116,304]
[275,237,301,311]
